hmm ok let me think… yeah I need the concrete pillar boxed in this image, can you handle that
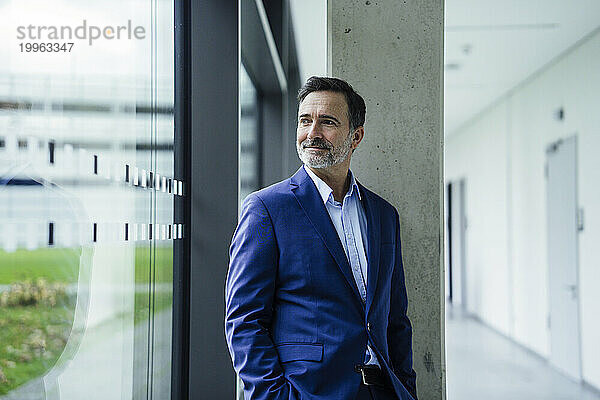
[328,1,445,399]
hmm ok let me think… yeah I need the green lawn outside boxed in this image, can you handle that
[134,245,174,284]
[0,248,81,285]
[0,244,174,395]
[0,302,75,395]
[0,246,173,285]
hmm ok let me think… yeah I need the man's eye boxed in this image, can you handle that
[322,120,334,125]
[299,119,311,125]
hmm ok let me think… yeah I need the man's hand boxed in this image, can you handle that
[225,195,294,400]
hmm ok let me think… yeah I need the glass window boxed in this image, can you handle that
[239,64,260,204]
[0,1,176,398]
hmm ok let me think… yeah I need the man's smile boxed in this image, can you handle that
[305,146,328,151]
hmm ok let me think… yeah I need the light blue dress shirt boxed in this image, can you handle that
[304,165,380,366]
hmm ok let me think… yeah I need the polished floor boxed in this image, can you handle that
[446,306,600,400]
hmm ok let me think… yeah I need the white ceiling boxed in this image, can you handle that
[445,0,600,135]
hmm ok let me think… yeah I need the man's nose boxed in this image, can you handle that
[307,121,322,138]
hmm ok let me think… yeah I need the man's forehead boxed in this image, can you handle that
[298,91,348,116]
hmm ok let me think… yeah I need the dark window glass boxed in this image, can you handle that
[239,65,260,204]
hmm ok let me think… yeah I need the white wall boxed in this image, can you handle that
[446,102,511,336]
[446,29,600,389]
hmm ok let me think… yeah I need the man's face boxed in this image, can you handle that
[296,91,357,169]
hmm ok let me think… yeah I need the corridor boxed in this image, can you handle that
[446,307,600,400]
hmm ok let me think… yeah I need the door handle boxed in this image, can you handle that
[564,284,578,299]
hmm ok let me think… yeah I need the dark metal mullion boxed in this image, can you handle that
[187,1,238,397]
[172,0,191,398]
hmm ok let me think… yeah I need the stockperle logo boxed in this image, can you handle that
[16,20,146,46]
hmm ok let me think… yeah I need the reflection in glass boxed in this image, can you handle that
[240,65,260,204]
[0,0,175,398]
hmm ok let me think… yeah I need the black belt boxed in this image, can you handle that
[354,364,392,389]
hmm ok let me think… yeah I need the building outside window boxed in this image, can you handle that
[0,1,176,398]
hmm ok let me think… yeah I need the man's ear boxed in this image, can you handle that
[352,126,365,149]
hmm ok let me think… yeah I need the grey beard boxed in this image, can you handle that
[297,131,353,169]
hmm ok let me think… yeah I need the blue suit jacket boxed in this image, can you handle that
[225,167,417,400]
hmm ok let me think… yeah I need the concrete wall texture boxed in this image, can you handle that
[446,28,600,390]
[328,1,445,399]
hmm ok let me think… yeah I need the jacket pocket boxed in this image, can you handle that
[275,343,323,363]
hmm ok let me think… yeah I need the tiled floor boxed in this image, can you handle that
[446,306,600,400]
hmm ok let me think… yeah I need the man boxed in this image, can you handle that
[225,77,417,400]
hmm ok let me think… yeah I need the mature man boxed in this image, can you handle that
[225,77,417,400]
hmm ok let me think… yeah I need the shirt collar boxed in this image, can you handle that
[303,165,362,204]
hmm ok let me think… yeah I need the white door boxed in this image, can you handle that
[546,135,582,381]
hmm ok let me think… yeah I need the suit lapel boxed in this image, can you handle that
[290,167,364,305]
[359,183,381,315]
